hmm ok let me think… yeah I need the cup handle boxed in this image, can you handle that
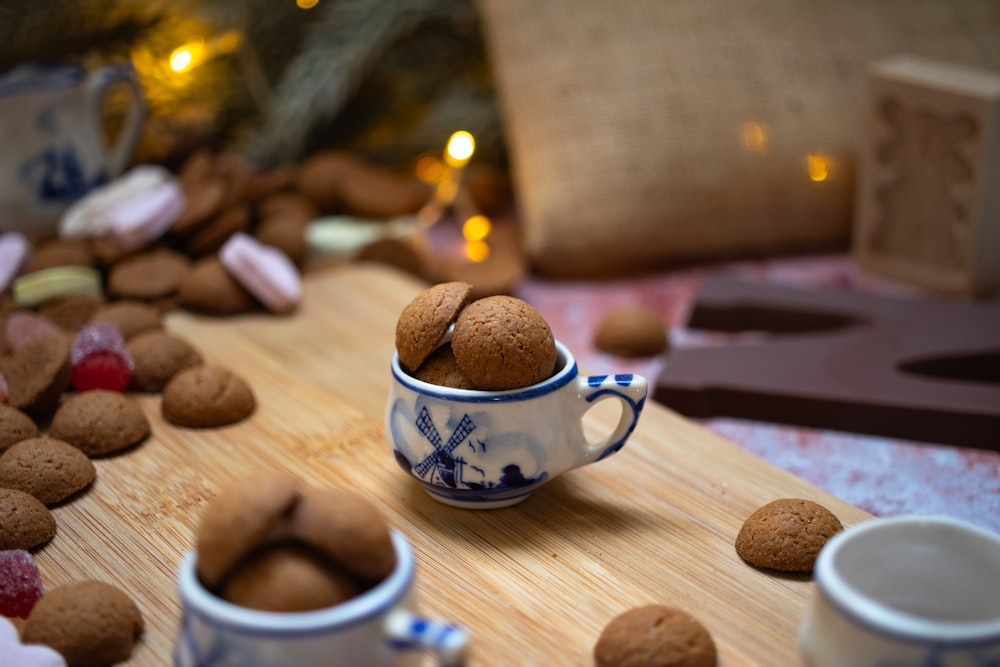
[87,63,146,178]
[385,609,468,666]
[575,373,648,463]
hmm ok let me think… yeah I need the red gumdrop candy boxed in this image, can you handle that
[0,550,43,619]
[70,323,134,392]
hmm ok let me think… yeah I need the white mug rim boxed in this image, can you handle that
[391,339,577,401]
[178,529,414,637]
[815,515,1000,645]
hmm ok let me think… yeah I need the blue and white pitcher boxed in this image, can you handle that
[0,62,145,237]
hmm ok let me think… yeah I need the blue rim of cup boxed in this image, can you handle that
[177,530,414,638]
[391,339,576,403]
[0,63,85,96]
[814,515,1000,647]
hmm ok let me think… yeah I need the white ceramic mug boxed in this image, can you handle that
[0,62,145,238]
[386,339,648,509]
[175,530,468,667]
[799,515,1000,667]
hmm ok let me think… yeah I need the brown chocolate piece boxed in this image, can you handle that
[654,277,1000,449]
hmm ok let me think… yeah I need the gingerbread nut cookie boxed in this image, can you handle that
[127,330,203,393]
[594,306,669,357]
[0,488,56,551]
[412,344,476,390]
[161,365,256,428]
[0,437,95,506]
[735,498,844,572]
[22,580,144,666]
[49,390,151,457]
[595,605,717,667]
[0,404,39,454]
[395,281,473,372]
[451,295,557,390]
[88,300,164,340]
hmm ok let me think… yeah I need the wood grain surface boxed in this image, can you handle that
[34,262,872,666]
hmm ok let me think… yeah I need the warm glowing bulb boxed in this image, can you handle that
[466,240,490,263]
[215,30,242,53]
[445,131,475,168]
[169,48,194,73]
[462,215,491,243]
[297,0,319,8]
[806,153,831,182]
[742,121,768,154]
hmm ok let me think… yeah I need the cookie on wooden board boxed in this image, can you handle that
[0,404,39,454]
[594,604,717,667]
[0,488,56,551]
[735,497,844,572]
[48,390,151,457]
[161,366,256,428]
[0,437,95,506]
[127,330,203,393]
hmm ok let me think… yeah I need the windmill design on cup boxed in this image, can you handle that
[413,407,476,488]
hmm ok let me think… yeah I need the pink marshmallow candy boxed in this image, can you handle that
[0,617,67,667]
[0,232,31,293]
[106,179,186,251]
[219,233,302,313]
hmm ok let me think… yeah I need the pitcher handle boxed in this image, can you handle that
[576,373,648,463]
[385,609,468,667]
[87,63,146,178]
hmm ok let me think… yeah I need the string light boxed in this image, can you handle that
[445,131,475,168]
[297,0,320,9]
[806,153,831,182]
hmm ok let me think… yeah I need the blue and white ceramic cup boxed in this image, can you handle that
[387,339,648,509]
[799,516,1000,667]
[175,530,468,667]
[0,62,145,237]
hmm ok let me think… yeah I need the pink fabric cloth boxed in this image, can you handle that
[515,254,1000,534]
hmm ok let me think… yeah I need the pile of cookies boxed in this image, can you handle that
[395,281,558,391]
[194,473,397,612]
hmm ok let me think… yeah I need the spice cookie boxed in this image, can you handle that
[177,257,258,316]
[25,239,95,273]
[395,281,473,372]
[412,344,476,389]
[220,543,363,613]
[36,292,105,332]
[594,306,669,357]
[161,365,256,428]
[0,333,73,418]
[195,472,303,589]
[451,295,557,390]
[49,390,151,457]
[0,488,56,551]
[89,300,164,340]
[127,330,203,393]
[0,437,95,506]
[22,580,144,666]
[735,498,844,572]
[0,404,39,454]
[106,248,191,301]
[595,605,717,667]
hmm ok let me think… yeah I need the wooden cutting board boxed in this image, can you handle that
[34,263,872,666]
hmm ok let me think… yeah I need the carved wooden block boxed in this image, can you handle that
[853,55,1000,297]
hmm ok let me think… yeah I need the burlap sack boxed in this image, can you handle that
[476,0,1000,278]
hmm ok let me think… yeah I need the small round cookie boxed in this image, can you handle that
[177,257,258,316]
[412,344,476,389]
[48,390,151,457]
[24,239,94,273]
[37,292,105,332]
[185,203,251,256]
[0,333,73,418]
[161,365,256,428]
[22,580,144,667]
[288,488,396,582]
[106,248,191,301]
[220,543,363,612]
[89,300,164,340]
[594,306,669,357]
[0,488,56,550]
[127,330,203,393]
[195,472,302,589]
[735,498,844,572]
[395,281,473,372]
[0,404,39,454]
[0,437,96,505]
[451,295,557,390]
[594,605,717,667]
